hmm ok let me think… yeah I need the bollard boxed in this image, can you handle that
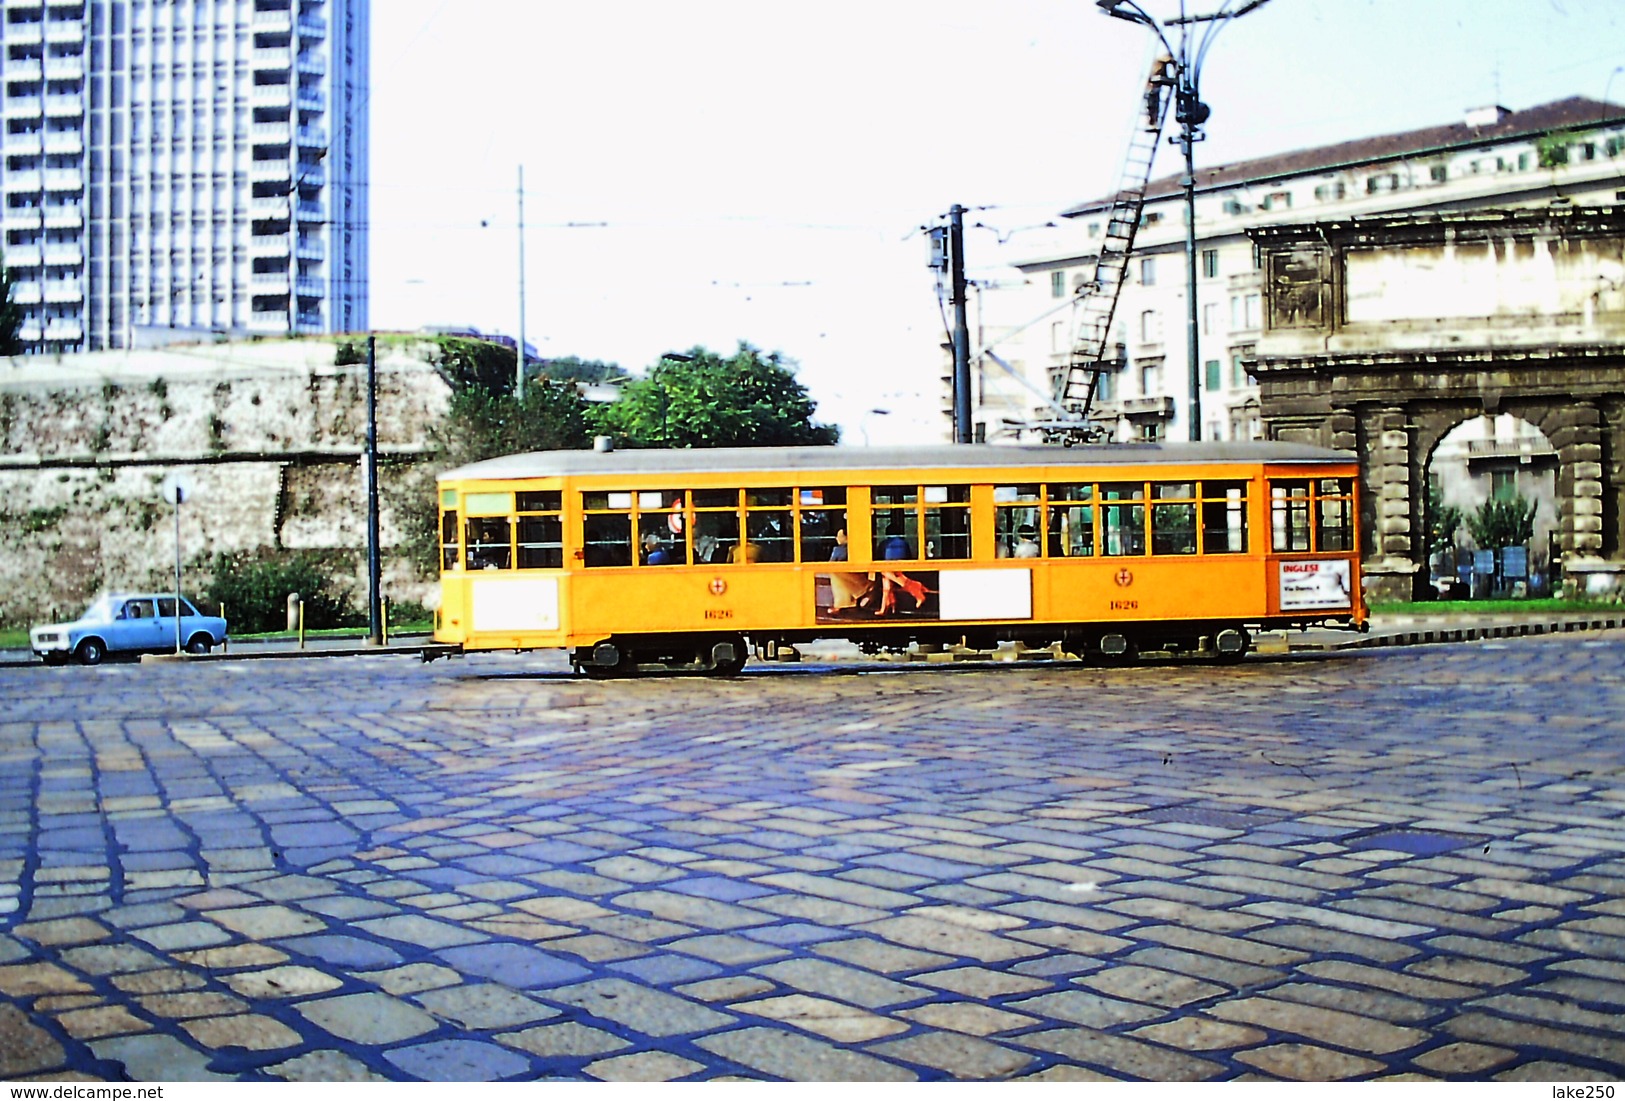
[298,600,306,649]
[286,592,301,633]
[222,602,229,653]
[382,596,390,647]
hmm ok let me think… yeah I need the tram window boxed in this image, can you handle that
[1200,480,1249,554]
[925,485,972,560]
[1100,483,1146,556]
[1150,482,1197,555]
[516,515,563,569]
[873,487,920,561]
[583,491,634,567]
[1317,478,1355,551]
[995,484,1042,558]
[798,487,847,562]
[1271,481,1312,552]
[642,492,689,565]
[465,516,512,570]
[441,508,459,571]
[1046,484,1095,558]
[515,491,564,569]
[691,489,739,564]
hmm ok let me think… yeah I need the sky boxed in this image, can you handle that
[368,0,1625,444]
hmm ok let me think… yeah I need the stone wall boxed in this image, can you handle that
[0,337,452,626]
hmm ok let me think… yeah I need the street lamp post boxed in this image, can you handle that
[1097,0,1274,442]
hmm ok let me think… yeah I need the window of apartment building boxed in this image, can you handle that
[1429,163,1448,182]
[1096,371,1113,402]
[1492,469,1518,503]
[1261,191,1291,211]
[1201,249,1218,279]
[1231,352,1248,388]
[1139,309,1160,344]
[1050,269,1065,298]
[1607,137,1624,157]
[1137,421,1164,443]
[1140,257,1156,285]
[1143,211,1162,226]
[1139,359,1160,394]
[1517,151,1531,171]
[1366,172,1400,193]
[1051,320,1066,353]
[1202,302,1218,335]
[1222,198,1246,215]
[1205,360,1222,391]
[1580,142,1596,161]
[1230,294,1260,331]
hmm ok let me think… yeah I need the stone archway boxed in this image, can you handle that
[1247,209,1625,602]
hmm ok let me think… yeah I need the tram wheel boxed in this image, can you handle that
[581,641,638,678]
[1213,627,1250,664]
[709,635,748,677]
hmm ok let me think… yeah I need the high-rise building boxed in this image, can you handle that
[1,0,368,354]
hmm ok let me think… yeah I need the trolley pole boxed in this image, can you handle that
[366,334,383,646]
[516,164,527,402]
[949,204,972,444]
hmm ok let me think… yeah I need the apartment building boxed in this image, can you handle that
[1,0,368,354]
[971,96,1625,444]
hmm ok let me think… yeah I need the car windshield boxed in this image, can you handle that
[80,596,120,624]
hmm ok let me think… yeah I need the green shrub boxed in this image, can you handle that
[205,549,362,632]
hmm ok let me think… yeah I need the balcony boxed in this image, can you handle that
[1120,395,1176,418]
[250,233,292,256]
[5,245,43,267]
[1466,438,1557,466]
[296,124,326,148]
[296,88,325,112]
[43,205,81,229]
[43,279,81,303]
[6,22,43,45]
[252,45,292,68]
[10,281,42,305]
[6,58,43,81]
[295,275,323,298]
[43,243,81,267]
[43,20,83,45]
[43,55,83,79]
[1,210,43,233]
[251,271,291,293]
[295,236,323,260]
[252,7,293,32]
[250,159,292,183]
[297,51,325,76]
[3,132,43,156]
[249,309,290,329]
[251,83,293,108]
[295,200,323,222]
[3,98,42,121]
[44,317,83,340]
[42,131,82,155]
[251,195,291,216]
[252,121,292,142]
[4,169,43,192]
[43,93,81,118]
[43,168,82,192]
[296,14,325,38]
[3,0,46,10]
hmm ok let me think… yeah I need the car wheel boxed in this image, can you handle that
[75,638,105,666]
[185,635,212,655]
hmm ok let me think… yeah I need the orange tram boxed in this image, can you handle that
[433,442,1367,676]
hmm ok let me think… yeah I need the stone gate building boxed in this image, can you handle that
[1249,207,1625,602]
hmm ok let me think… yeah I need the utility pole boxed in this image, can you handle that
[365,334,382,645]
[949,204,972,444]
[516,165,527,402]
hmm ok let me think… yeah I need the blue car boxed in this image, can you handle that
[31,593,230,666]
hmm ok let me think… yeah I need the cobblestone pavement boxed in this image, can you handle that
[2,633,1624,1082]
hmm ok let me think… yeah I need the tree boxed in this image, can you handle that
[0,256,22,356]
[1425,480,1464,558]
[431,376,592,472]
[592,343,839,448]
[1466,493,1538,550]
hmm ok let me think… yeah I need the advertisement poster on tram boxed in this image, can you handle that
[1278,559,1352,610]
[815,572,940,622]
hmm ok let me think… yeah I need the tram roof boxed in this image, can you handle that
[439,442,1355,483]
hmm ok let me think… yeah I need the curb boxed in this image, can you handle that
[1289,615,1625,652]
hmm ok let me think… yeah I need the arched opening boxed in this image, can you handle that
[1424,413,1558,598]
